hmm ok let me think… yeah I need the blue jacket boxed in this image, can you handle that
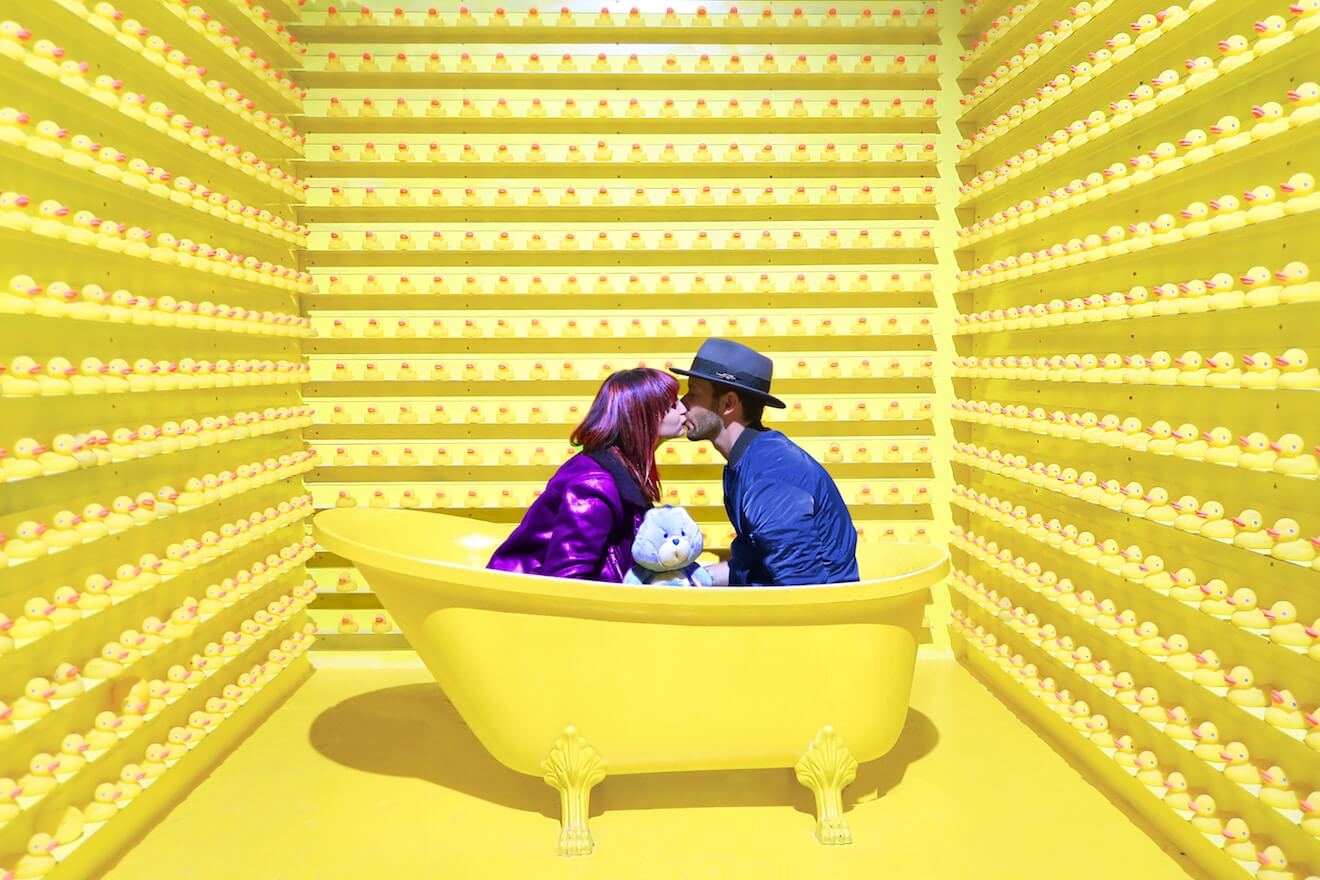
[722,428,859,586]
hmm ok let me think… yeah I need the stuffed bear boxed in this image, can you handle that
[623,506,714,586]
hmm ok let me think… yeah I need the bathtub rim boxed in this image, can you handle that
[314,509,948,615]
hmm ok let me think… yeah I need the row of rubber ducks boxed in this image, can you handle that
[950,348,1318,389]
[322,94,939,120]
[319,49,939,76]
[0,356,310,397]
[2,549,313,724]
[957,2,1317,157]
[2,15,306,155]
[2,276,311,333]
[958,82,1317,207]
[321,183,939,208]
[317,5,939,28]
[172,0,305,58]
[951,522,1320,667]
[960,84,1318,203]
[0,515,314,653]
[331,612,396,635]
[1,409,312,481]
[328,480,933,511]
[954,262,1319,333]
[0,110,306,246]
[950,491,1319,657]
[0,621,315,879]
[952,399,1317,479]
[319,270,936,296]
[323,140,940,163]
[960,0,1148,114]
[319,357,936,382]
[0,460,315,567]
[0,194,310,292]
[952,443,1320,565]
[948,611,1312,879]
[321,313,934,339]
[319,439,933,467]
[319,226,936,251]
[63,0,304,107]
[956,177,1317,287]
[958,0,1042,66]
[959,123,1316,246]
[321,395,935,425]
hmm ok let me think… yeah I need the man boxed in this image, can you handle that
[672,338,859,586]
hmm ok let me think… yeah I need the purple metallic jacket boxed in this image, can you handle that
[487,449,650,582]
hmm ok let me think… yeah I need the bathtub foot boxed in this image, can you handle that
[795,725,858,845]
[541,726,606,856]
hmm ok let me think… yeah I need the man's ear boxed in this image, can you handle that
[717,390,740,420]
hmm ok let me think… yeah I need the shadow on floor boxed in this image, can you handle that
[309,684,939,820]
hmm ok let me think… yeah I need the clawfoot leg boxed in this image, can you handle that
[795,725,858,845]
[541,726,606,856]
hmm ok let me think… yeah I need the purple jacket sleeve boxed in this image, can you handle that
[539,474,623,580]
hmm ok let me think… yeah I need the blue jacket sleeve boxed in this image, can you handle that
[539,475,623,580]
[739,480,822,586]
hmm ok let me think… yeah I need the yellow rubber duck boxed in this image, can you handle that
[1268,518,1315,563]
[1218,741,1260,785]
[1198,580,1234,617]
[1223,666,1268,707]
[1269,434,1318,477]
[1194,501,1234,541]
[1256,767,1299,811]
[1163,706,1195,741]
[1230,509,1273,551]
[1190,722,1226,762]
[1275,348,1320,389]
[1265,689,1307,729]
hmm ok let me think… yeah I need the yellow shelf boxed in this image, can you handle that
[0,231,305,310]
[293,160,940,179]
[0,521,303,697]
[955,210,1320,301]
[298,71,940,91]
[208,0,306,72]
[0,315,303,362]
[953,591,1319,867]
[298,205,939,223]
[953,424,1317,522]
[304,419,936,442]
[958,1,1071,87]
[116,0,303,117]
[309,462,934,483]
[305,377,936,398]
[958,1,1273,165]
[955,303,1320,358]
[957,120,1316,263]
[304,335,937,355]
[300,247,939,268]
[0,477,304,601]
[0,65,301,210]
[952,633,1241,880]
[0,146,297,267]
[288,24,943,45]
[953,467,1317,609]
[956,2,1015,47]
[295,116,942,135]
[311,502,931,525]
[0,431,302,524]
[0,613,308,877]
[300,292,939,311]
[953,521,1320,715]
[957,0,1151,132]
[956,30,1320,211]
[20,2,302,163]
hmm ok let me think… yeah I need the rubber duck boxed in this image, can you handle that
[1164,706,1195,741]
[1222,665,1268,708]
[1268,519,1315,563]
[1275,349,1320,389]
[1257,767,1299,811]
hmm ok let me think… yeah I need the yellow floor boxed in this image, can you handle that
[102,658,1194,880]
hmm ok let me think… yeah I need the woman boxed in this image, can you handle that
[487,368,688,582]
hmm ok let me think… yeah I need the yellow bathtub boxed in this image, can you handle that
[313,509,948,854]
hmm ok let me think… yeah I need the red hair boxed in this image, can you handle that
[571,368,677,503]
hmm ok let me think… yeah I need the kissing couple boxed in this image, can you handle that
[488,339,859,587]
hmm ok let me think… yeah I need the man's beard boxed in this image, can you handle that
[686,409,723,442]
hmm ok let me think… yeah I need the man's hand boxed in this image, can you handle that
[703,561,730,586]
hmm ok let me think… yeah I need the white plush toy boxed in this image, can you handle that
[623,506,714,586]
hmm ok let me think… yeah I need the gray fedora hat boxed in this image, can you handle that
[671,338,786,409]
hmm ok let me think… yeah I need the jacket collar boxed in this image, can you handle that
[726,426,766,468]
[586,449,650,508]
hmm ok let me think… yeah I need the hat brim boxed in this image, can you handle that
[671,367,786,409]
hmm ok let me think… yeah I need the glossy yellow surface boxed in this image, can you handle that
[100,660,1197,879]
[313,508,948,777]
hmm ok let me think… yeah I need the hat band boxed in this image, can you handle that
[689,356,771,393]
